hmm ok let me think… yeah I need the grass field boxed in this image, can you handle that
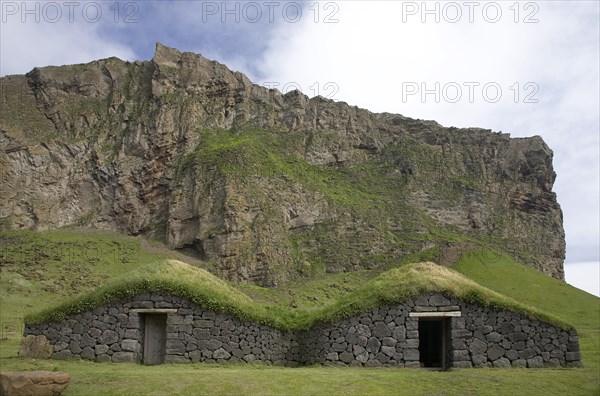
[1,230,598,395]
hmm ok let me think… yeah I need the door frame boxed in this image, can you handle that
[409,311,461,371]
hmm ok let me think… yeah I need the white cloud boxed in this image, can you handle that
[0,2,136,76]
[565,262,600,297]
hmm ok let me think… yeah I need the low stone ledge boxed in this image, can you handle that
[129,309,178,314]
[409,311,461,317]
[0,371,71,396]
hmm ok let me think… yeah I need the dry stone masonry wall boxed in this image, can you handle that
[24,293,581,369]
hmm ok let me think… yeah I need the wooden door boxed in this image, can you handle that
[143,314,167,365]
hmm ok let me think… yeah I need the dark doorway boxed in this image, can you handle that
[418,318,446,369]
[143,314,167,365]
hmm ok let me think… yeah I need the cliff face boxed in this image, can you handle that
[0,43,565,285]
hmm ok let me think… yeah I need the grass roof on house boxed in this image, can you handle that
[24,259,572,331]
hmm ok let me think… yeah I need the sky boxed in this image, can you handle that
[1,0,598,296]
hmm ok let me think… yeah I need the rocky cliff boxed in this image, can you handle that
[0,43,565,285]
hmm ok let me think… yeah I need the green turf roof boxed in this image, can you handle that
[24,260,572,331]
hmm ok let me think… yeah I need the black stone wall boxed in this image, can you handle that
[24,293,581,368]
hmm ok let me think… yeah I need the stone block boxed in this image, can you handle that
[339,351,354,363]
[345,334,358,344]
[72,324,85,334]
[98,330,119,345]
[518,348,536,360]
[121,339,139,352]
[243,354,256,362]
[472,354,487,365]
[19,335,53,359]
[96,354,111,363]
[355,324,371,337]
[566,352,581,361]
[372,322,391,338]
[213,348,231,359]
[326,352,339,361]
[198,339,222,351]
[366,337,381,353]
[527,356,544,368]
[406,320,419,331]
[95,345,109,355]
[392,327,406,340]
[429,294,450,306]
[381,346,395,357]
[486,332,503,343]
[332,343,347,353]
[452,339,467,350]
[405,339,419,349]
[498,322,515,333]
[112,352,135,363]
[88,328,102,338]
[80,334,95,348]
[81,347,95,360]
[468,338,487,355]
[356,351,369,364]
[452,349,470,361]
[69,341,82,354]
[413,306,436,312]
[487,345,505,361]
[0,371,71,396]
[164,355,190,364]
[452,361,473,368]
[505,349,518,360]
[189,350,202,363]
[452,329,472,339]
[353,345,366,356]
[194,320,213,328]
[480,325,494,334]
[513,341,526,351]
[492,357,511,368]
[512,359,527,367]
[403,349,419,361]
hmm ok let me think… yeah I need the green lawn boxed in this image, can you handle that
[0,341,597,396]
[1,232,598,395]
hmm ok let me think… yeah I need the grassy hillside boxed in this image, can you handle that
[0,230,157,337]
[1,231,598,395]
[454,250,600,373]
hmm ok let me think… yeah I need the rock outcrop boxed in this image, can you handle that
[0,43,566,285]
[0,371,70,396]
[18,335,53,359]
